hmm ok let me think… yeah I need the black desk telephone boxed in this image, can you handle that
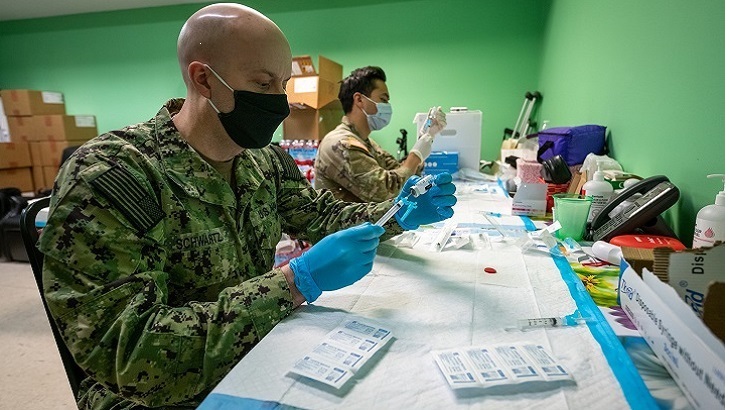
[588,175,680,242]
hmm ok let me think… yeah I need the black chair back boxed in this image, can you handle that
[20,196,85,399]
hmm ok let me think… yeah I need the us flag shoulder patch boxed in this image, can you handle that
[89,165,164,233]
[269,145,304,182]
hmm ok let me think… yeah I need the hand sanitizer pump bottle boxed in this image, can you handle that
[693,174,725,248]
[581,161,613,223]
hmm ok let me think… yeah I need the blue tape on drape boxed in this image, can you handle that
[198,393,294,410]
[520,216,537,231]
[496,179,509,197]
[550,254,658,410]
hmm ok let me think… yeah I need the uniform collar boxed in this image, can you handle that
[341,116,371,148]
[153,99,242,208]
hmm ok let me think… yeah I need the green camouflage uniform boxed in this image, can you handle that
[314,117,415,202]
[39,99,401,409]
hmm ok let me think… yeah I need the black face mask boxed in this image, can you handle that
[206,65,290,149]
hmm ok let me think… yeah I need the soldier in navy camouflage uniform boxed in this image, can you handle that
[39,4,456,409]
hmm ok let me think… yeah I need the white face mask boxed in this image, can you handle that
[360,94,392,131]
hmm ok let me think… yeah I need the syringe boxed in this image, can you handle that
[420,106,438,135]
[375,198,406,227]
[516,312,591,331]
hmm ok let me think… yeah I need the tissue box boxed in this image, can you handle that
[423,151,458,175]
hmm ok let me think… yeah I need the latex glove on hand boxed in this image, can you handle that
[288,222,385,303]
[410,106,447,163]
[395,172,457,230]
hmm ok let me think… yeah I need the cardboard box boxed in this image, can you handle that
[29,141,83,167]
[6,115,34,142]
[0,142,31,169]
[653,243,724,320]
[703,282,724,342]
[620,246,658,278]
[423,151,459,175]
[30,115,98,142]
[619,265,724,409]
[32,165,59,192]
[31,165,44,191]
[286,55,343,110]
[0,167,34,191]
[283,100,342,140]
[0,89,65,116]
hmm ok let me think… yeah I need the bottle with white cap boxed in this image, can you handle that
[693,174,725,248]
[581,161,613,223]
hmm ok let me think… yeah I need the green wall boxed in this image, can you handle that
[0,0,550,165]
[0,0,724,243]
[538,0,724,244]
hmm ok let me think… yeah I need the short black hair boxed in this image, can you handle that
[339,66,387,114]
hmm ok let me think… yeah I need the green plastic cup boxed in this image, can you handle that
[553,194,592,241]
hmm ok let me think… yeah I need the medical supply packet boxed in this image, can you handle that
[288,319,393,389]
[432,343,573,389]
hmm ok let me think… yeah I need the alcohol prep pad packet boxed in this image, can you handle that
[289,319,393,388]
[432,343,573,390]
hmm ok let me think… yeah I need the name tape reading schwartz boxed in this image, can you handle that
[288,319,393,389]
[432,343,573,389]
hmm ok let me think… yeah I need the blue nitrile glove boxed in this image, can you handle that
[395,173,457,230]
[288,222,385,303]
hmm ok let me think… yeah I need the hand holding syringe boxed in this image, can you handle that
[375,175,436,227]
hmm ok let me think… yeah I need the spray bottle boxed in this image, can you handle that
[581,161,613,223]
[693,174,725,248]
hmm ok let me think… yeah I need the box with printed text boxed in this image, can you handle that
[423,151,459,175]
[0,89,66,116]
[619,264,724,409]
[30,114,98,141]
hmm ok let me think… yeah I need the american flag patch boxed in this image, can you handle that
[89,165,164,233]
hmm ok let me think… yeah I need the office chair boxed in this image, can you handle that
[20,196,85,399]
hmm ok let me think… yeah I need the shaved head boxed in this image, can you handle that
[173,3,292,160]
[177,3,289,86]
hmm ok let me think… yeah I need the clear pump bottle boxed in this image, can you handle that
[581,161,614,223]
[693,174,725,248]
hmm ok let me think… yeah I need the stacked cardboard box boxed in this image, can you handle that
[284,55,343,140]
[0,89,98,192]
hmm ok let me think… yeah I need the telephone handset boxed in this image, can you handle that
[589,175,680,242]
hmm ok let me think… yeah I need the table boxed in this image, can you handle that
[199,180,661,409]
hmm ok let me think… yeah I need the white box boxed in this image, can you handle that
[619,266,725,409]
[413,110,482,171]
[511,183,547,217]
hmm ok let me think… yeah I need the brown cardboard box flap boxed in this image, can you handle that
[286,56,343,109]
[291,56,316,77]
[703,282,725,342]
